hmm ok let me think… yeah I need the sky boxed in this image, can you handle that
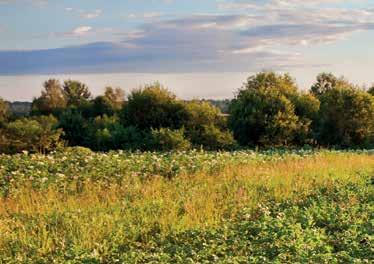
[0,0,374,101]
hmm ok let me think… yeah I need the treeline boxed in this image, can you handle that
[1,72,374,153]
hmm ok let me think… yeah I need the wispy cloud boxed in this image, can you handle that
[64,7,103,19]
[1,0,374,74]
[80,9,102,19]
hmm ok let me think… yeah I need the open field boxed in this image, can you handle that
[0,149,373,263]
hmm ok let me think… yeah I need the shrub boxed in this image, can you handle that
[192,124,236,150]
[0,115,63,154]
[184,100,236,149]
[149,128,191,151]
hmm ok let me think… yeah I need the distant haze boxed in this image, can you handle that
[0,72,251,101]
[1,68,373,102]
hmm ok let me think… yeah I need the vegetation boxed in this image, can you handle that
[313,77,374,147]
[0,115,63,154]
[0,148,373,262]
[0,98,9,126]
[1,72,374,262]
[2,71,374,153]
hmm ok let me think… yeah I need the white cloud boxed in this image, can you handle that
[71,26,92,36]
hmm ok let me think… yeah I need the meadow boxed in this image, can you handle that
[0,148,373,263]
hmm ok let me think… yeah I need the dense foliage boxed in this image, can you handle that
[1,71,374,153]
[0,149,373,262]
[0,98,9,126]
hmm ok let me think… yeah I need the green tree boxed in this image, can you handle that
[311,73,347,97]
[31,79,67,115]
[63,80,91,107]
[92,87,125,116]
[122,83,188,130]
[58,109,87,146]
[0,97,9,126]
[367,85,374,96]
[229,72,311,147]
[292,93,320,144]
[316,84,374,147]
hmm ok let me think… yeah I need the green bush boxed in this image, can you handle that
[184,100,236,150]
[149,128,191,151]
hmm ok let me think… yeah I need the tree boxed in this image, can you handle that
[92,87,125,116]
[104,87,125,111]
[63,80,91,107]
[242,71,299,98]
[229,72,310,147]
[31,79,66,115]
[311,73,347,97]
[184,101,236,150]
[0,97,9,126]
[316,84,374,147]
[231,87,301,146]
[292,93,320,144]
[58,108,87,146]
[0,115,63,154]
[368,85,374,96]
[122,83,188,130]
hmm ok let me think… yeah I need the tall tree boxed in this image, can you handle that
[229,72,315,147]
[92,87,125,116]
[31,79,66,115]
[63,80,91,107]
[310,73,347,97]
[316,83,374,147]
[122,83,188,130]
[104,87,125,111]
[368,85,374,96]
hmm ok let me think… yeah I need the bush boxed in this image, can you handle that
[149,128,191,151]
[184,100,236,150]
[0,115,63,154]
[87,115,152,151]
[192,124,237,150]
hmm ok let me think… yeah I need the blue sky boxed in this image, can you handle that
[0,0,374,100]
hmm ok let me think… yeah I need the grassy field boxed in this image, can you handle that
[0,149,373,263]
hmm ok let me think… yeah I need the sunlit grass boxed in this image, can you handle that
[0,151,373,262]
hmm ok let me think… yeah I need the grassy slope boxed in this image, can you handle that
[0,151,373,263]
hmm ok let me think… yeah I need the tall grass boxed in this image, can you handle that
[0,151,373,262]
